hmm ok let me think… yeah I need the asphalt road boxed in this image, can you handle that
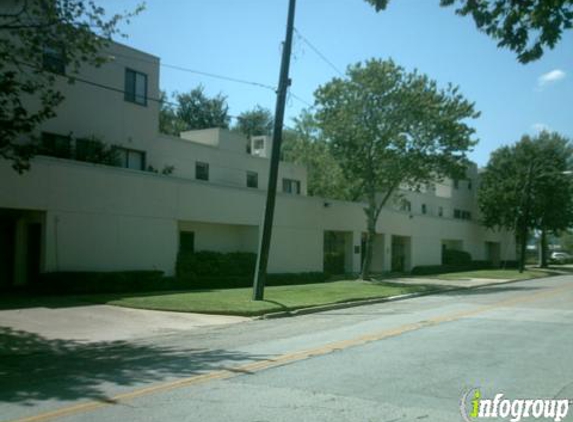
[1,275,572,422]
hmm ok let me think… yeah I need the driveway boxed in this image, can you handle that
[0,304,249,343]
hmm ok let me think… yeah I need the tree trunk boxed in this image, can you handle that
[540,228,548,268]
[360,211,376,280]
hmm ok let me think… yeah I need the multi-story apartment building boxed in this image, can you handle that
[0,40,514,289]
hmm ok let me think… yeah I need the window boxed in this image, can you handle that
[115,147,145,170]
[421,204,427,214]
[179,232,195,253]
[453,179,459,189]
[283,178,301,194]
[247,171,258,188]
[124,68,148,106]
[454,209,472,220]
[43,44,65,75]
[468,179,473,190]
[400,199,411,212]
[438,206,444,217]
[40,132,72,158]
[196,162,209,181]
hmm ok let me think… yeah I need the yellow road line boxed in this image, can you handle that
[7,284,571,422]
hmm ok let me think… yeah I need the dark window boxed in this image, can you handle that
[196,162,209,181]
[115,147,145,170]
[454,209,461,219]
[40,132,72,158]
[124,68,148,106]
[179,232,195,253]
[247,171,258,188]
[468,179,473,190]
[43,44,65,75]
[438,206,444,217]
[400,199,411,212]
[283,178,301,194]
[421,204,427,214]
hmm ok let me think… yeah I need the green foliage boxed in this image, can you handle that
[365,0,573,63]
[159,91,187,136]
[35,271,165,294]
[479,131,573,233]
[233,105,273,138]
[175,85,230,131]
[176,251,256,280]
[0,0,143,172]
[282,110,359,200]
[314,58,479,278]
[441,249,472,265]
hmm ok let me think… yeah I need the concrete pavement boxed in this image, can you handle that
[1,275,572,422]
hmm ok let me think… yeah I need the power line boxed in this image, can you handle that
[294,27,345,77]
[109,50,277,92]
[288,90,313,108]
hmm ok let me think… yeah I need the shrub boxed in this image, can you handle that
[176,251,257,281]
[442,249,472,265]
[34,271,165,294]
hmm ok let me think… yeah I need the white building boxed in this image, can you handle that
[0,40,514,288]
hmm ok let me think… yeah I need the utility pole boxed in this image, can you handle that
[252,0,297,301]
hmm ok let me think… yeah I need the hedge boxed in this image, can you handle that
[34,271,165,294]
[442,249,472,265]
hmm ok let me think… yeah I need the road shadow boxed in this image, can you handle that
[0,326,266,406]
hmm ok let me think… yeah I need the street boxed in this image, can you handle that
[2,275,573,422]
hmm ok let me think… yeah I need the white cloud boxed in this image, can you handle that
[538,69,566,87]
[532,123,550,133]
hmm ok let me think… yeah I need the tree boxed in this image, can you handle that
[233,105,273,139]
[365,0,573,63]
[314,59,479,279]
[0,0,142,172]
[479,131,573,272]
[282,110,359,201]
[175,86,230,131]
[159,91,186,136]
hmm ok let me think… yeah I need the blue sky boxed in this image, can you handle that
[101,0,572,166]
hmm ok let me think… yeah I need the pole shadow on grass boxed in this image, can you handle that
[0,326,267,406]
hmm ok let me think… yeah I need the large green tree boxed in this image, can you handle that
[175,86,230,131]
[479,131,573,271]
[314,59,479,279]
[159,91,186,136]
[233,105,273,139]
[365,0,573,63]
[282,110,358,201]
[0,0,142,172]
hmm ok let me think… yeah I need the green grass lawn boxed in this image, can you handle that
[81,281,439,317]
[427,268,553,281]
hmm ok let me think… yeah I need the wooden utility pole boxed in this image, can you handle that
[252,0,297,300]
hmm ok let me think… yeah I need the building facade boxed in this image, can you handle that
[0,40,514,288]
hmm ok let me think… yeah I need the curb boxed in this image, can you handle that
[255,274,550,320]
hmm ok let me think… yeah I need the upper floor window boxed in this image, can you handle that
[400,199,411,212]
[454,209,472,220]
[42,44,65,75]
[40,132,72,158]
[247,171,258,188]
[124,68,147,106]
[196,162,209,181]
[283,178,301,195]
[115,147,145,170]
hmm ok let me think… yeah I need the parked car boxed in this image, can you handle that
[550,252,572,264]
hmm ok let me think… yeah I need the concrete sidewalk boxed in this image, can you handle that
[382,276,513,288]
[0,304,249,343]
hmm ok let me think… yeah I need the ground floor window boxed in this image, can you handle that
[283,178,301,194]
[179,231,195,253]
[115,147,146,170]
